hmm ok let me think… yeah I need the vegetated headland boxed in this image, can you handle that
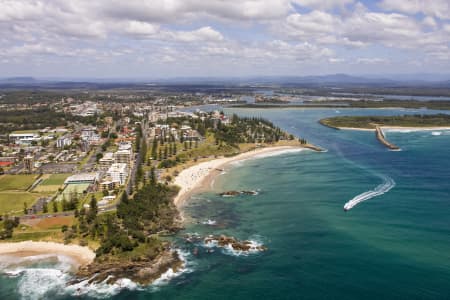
[319,114,450,150]
[232,100,450,110]
[319,114,450,130]
[0,107,321,287]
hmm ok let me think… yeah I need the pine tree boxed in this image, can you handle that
[164,145,168,159]
[150,167,156,185]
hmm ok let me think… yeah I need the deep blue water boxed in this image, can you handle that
[1,108,450,299]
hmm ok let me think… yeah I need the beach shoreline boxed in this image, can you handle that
[0,241,95,267]
[173,146,309,214]
[337,126,450,131]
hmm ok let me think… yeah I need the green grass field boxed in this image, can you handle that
[0,192,38,214]
[40,173,70,186]
[0,175,38,192]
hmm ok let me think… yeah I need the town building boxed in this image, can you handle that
[24,155,34,173]
[9,133,40,145]
[99,152,114,171]
[106,163,128,185]
[64,173,100,185]
[56,136,72,148]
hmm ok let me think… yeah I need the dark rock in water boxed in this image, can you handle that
[241,190,258,195]
[219,191,241,197]
[204,235,267,252]
[219,190,258,197]
[72,250,183,286]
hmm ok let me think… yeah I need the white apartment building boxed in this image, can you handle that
[99,152,114,171]
[106,163,128,185]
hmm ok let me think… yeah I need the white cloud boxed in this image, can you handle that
[122,21,160,37]
[422,16,438,28]
[379,0,450,20]
[164,26,224,42]
[293,0,354,10]
[355,57,389,64]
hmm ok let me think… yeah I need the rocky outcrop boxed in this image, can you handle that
[204,235,267,252]
[375,126,400,150]
[73,249,183,286]
[219,190,258,197]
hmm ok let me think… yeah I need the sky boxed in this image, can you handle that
[0,0,450,78]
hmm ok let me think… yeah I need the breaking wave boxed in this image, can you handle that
[344,177,395,211]
[1,249,192,299]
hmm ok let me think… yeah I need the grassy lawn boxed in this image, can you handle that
[0,192,39,215]
[40,173,70,186]
[0,174,39,192]
[11,130,39,134]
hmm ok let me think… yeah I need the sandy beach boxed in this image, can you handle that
[338,126,450,132]
[173,146,307,209]
[0,241,95,266]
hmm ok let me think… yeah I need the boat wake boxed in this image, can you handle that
[344,177,395,211]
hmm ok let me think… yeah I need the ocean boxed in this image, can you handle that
[1,107,450,299]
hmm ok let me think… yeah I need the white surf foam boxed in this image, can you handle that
[16,268,71,300]
[4,249,193,299]
[431,131,442,136]
[344,177,395,211]
[203,236,266,257]
[221,239,265,257]
[251,148,306,159]
[201,219,217,225]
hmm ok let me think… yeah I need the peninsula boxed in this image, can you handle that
[0,107,319,286]
[319,114,450,150]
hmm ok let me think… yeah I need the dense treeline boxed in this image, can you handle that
[0,107,100,133]
[163,113,293,147]
[320,114,450,129]
[214,114,292,146]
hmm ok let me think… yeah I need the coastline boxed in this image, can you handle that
[0,241,95,267]
[334,126,450,131]
[173,146,309,212]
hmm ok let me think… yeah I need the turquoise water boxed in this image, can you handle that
[1,108,450,299]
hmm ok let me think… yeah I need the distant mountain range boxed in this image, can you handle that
[0,74,449,87]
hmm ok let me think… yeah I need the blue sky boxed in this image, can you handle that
[0,0,449,78]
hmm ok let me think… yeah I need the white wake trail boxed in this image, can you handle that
[344,177,395,211]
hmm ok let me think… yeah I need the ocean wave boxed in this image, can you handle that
[201,219,217,225]
[3,249,193,299]
[251,148,306,159]
[17,268,70,300]
[344,177,395,211]
[203,235,266,257]
[229,148,306,166]
[431,131,442,136]
[221,240,265,257]
[67,276,140,299]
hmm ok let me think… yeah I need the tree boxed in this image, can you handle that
[52,200,58,213]
[164,145,168,159]
[151,139,158,159]
[23,202,28,215]
[96,153,103,162]
[61,198,68,211]
[87,195,98,223]
[42,201,48,213]
[121,192,129,204]
[149,167,156,185]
